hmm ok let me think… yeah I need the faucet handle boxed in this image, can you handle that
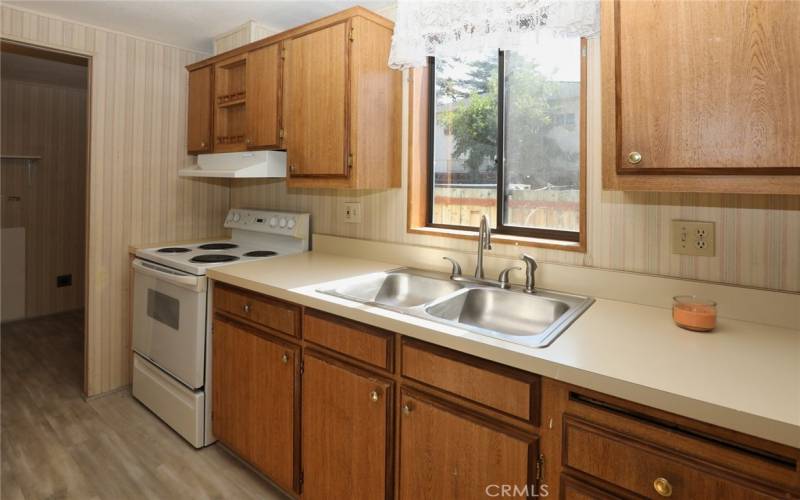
[521,254,538,293]
[498,266,521,289]
[442,256,462,277]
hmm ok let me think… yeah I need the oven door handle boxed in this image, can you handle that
[132,259,204,291]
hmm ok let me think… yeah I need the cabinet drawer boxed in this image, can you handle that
[560,475,622,500]
[303,310,393,370]
[214,284,299,338]
[563,416,776,499]
[401,339,539,423]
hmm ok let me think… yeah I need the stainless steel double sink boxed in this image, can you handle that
[317,268,594,348]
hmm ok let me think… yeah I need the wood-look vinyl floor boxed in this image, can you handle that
[1,310,287,499]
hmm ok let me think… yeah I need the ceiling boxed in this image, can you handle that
[6,1,396,53]
[1,42,89,88]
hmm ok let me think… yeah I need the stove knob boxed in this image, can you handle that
[287,218,296,229]
[269,217,278,227]
[232,212,241,222]
[279,218,287,228]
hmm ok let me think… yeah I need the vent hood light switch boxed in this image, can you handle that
[343,202,362,224]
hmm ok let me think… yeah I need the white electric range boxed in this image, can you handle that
[130,208,310,447]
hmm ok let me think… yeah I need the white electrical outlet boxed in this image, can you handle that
[343,202,362,224]
[671,220,715,257]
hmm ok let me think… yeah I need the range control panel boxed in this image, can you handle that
[224,209,310,238]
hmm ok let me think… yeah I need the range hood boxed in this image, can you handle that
[178,150,287,178]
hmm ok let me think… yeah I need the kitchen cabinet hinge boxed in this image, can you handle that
[535,454,544,482]
[299,360,304,375]
[281,46,286,59]
[347,154,353,170]
[279,128,284,139]
[349,26,355,42]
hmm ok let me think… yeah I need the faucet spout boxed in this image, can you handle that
[475,214,492,278]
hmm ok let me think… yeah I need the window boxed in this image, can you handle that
[424,37,586,244]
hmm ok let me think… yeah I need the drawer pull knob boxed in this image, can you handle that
[402,403,412,415]
[369,390,380,402]
[628,151,643,164]
[281,353,289,364]
[653,477,672,497]
[242,303,251,313]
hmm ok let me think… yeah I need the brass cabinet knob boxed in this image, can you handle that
[245,138,251,145]
[402,403,412,415]
[653,477,673,497]
[289,165,296,173]
[628,151,643,164]
[281,353,289,364]
[200,141,206,148]
[242,303,251,314]
[369,390,380,402]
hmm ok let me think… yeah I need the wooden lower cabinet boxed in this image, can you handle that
[398,391,536,500]
[301,352,391,500]
[211,318,298,493]
[209,294,800,500]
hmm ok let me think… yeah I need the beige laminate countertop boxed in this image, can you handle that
[207,252,800,449]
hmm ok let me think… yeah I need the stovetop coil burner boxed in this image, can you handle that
[190,254,240,263]
[198,243,238,250]
[157,247,191,253]
[243,250,278,257]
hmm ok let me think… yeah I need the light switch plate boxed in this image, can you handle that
[343,202,362,224]
[671,220,715,257]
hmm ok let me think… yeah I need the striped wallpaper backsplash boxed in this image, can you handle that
[231,39,800,293]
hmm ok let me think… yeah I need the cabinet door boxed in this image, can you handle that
[613,1,800,174]
[283,21,349,177]
[301,353,390,500]
[399,392,534,500]
[246,43,281,149]
[212,318,297,493]
[187,65,212,154]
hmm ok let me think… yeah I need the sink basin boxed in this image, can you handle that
[425,288,593,347]
[425,288,570,336]
[318,267,593,348]
[322,270,464,308]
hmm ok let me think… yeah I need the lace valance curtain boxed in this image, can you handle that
[388,0,600,69]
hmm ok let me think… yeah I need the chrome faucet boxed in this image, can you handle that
[475,214,492,278]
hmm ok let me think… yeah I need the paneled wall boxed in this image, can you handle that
[231,39,800,293]
[1,5,230,396]
[1,79,87,318]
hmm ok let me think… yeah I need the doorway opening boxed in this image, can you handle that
[1,40,90,395]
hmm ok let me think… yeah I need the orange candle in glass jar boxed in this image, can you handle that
[673,296,717,332]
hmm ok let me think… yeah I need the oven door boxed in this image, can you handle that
[132,258,207,389]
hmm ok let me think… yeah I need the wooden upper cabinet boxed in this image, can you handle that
[283,14,402,189]
[301,353,391,500]
[283,21,349,178]
[211,318,298,493]
[187,65,212,154]
[246,43,282,149]
[185,8,401,188]
[602,0,800,194]
[398,392,535,500]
